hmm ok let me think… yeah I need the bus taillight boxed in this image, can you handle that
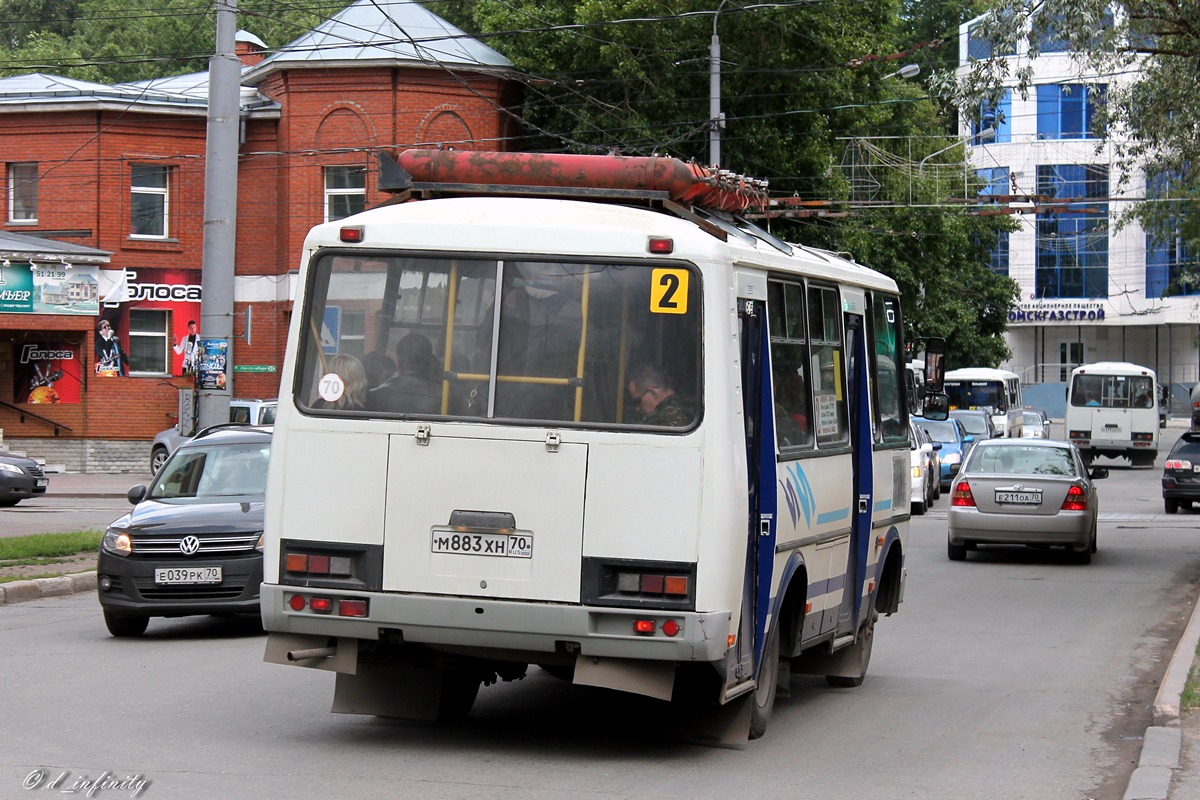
[951,481,975,507]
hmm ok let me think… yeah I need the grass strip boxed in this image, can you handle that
[0,531,104,560]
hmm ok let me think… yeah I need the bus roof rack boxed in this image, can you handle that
[376,149,770,214]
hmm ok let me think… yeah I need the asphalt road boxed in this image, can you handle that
[0,425,1196,799]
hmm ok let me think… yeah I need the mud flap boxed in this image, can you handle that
[663,694,752,749]
[331,663,443,719]
[572,656,675,701]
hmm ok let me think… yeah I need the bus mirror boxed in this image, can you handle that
[923,337,946,392]
[922,391,949,421]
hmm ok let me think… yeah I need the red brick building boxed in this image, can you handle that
[0,0,519,472]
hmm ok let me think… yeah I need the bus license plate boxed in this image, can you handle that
[431,530,533,558]
[995,490,1041,505]
[154,566,222,584]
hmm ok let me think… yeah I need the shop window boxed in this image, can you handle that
[325,166,366,222]
[131,164,170,238]
[8,162,37,223]
[129,309,171,375]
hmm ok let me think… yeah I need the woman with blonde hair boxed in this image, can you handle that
[321,353,369,410]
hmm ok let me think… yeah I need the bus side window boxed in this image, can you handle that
[808,284,848,447]
[768,280,812,451]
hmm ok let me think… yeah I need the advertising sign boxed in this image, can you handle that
[13,341,82,403]
[197,338,229,391]
[0,262,100,315]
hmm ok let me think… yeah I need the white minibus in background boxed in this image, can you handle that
[1066,362,1158,467]
[259,149,947,743]
[943,367,1023,437]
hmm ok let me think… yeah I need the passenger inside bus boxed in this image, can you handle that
[367,333,442,413]
[627,363,696,427]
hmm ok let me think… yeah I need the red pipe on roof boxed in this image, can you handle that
[396,149,768,213]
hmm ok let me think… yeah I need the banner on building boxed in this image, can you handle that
[0,262,100,315]
[98,267,203,377]
[13,341,82,403]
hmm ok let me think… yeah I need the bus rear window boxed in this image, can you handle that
[296,253,702,429]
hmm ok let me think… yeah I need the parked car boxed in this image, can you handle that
[947,438,1107,564]
[909,420,940,514]
[1162,431,1200,514]
[98,425,272,637]
[150,398,277,473]
[0,453,49,506]
[950,408,1000,441]
[915,416,975,491]
[1020,408,1052,439]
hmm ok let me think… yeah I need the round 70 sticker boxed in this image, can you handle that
[318,372,345,402]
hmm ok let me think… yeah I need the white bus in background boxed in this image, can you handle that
[1066,362,1159,467]
[943,367,1023,437]
[259,149,947,743]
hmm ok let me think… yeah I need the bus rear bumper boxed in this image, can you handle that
[260,584,733,665]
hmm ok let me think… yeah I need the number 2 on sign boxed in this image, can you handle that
[650,269,689,314]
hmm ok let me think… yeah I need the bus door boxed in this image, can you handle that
[835,304,872,635]
[736,296,777,687]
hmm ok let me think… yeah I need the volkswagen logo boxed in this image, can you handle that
[179,535,201,556]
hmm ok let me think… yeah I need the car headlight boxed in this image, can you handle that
[101,528,133,557]
[0,462,23,475]
[255,532,265,553]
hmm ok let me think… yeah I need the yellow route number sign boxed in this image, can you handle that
[650,269,689,314]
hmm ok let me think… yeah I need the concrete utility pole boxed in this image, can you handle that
[197,0,240,430]
[709,0,729,168]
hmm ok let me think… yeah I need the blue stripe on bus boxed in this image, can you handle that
[816,507,849,525]
[808,571,847,598]
[874,498,892,512]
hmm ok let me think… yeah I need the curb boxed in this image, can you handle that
[0,571,96,606]
[1123,593,1200,800]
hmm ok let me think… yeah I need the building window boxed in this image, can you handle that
[1059,341,1082,382]
[972,91,1011,143]
[128,309,171,375]
[975,168,1011,276]
[966,18,1016,61]
[1147,230,1197,297]
[1035,164,1108,299]
[325,166,366,222]
[131,164,169,238]
[8,162,37,223]
[1037,84,1106,140]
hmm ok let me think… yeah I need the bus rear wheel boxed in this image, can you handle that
[749,621,781,740]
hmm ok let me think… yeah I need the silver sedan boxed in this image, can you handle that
[947,438,1107,564]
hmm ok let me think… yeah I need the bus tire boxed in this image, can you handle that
[436,671,481,722]
[749,620,781,740]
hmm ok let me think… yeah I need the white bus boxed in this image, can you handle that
[1066,362,1158,466]
[943,367,1023,437]
[260,150,943,742]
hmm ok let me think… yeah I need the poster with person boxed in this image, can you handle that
[94,317,129,377]
[174,319,200,374]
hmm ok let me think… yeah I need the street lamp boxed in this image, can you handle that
[882,63,921,81]
[918,127,994,174]
[709,0,731,168]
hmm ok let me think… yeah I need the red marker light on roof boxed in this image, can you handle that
[340,226,364,243]
[647,237,674,254]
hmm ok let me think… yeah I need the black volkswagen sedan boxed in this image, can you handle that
[97,425,271,637]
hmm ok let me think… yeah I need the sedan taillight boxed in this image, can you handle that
[951,481,975,507]
[1061,485,1087,511]
[1165,458,1192,470]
